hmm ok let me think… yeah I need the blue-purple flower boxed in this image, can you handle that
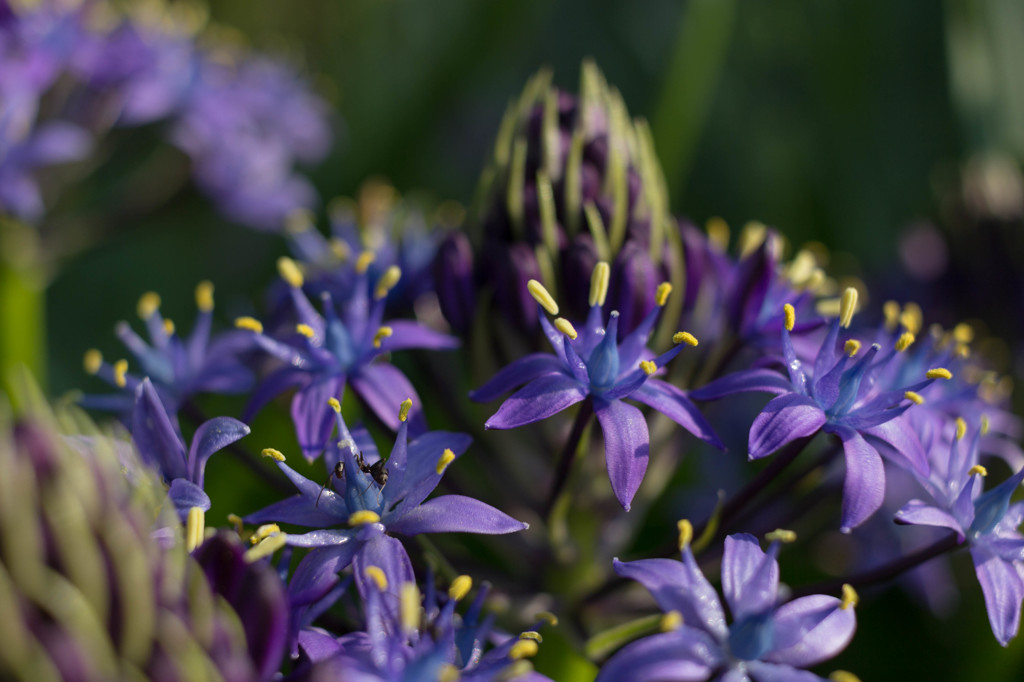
[472,263,721,510]
[599,526,857,682]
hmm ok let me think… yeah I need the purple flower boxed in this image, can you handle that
[472,264,721,510]
[599,527,857,682]
[240,256,458,459]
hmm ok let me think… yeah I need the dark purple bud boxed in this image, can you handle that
[562,234,600,319]
[484,242,542,330]
[434,231,477,335]
[610,240,659,335]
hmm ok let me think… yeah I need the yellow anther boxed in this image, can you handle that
[235,317,264,334]
[163,319,176,335]
[227,513,244,536]
[554,318,578,340]
[981,415,991,435]
[904,391,924,405]
[900,303,923,334]
[786,249,817,287]
[329,237,350,261]
[659,610,683,632]
[677,519,694,550]
[520,631,543,643]
[348,510,381,526]
[840,584,858,610]
[373,326,393,348]
[883,300,901,331]
[535,611,559,626]
[508,639,538,660]
[926,368,953,380]
[252,524,281,543]
[261,448,286,462]
[244,533,287,563]
[783,303,795,332]
[296,324,315,339]
[706,216,730,252]
[526,279,559,315]
[765,529,797,543]
[673,331,699,347]
[829,672,862,682]
[137,291,161,319]
[969,464,988,478]
[953,322,974,344]
[355,250,376,274]
[328,397,342,414]
[84,349,102,374]
[374,265,402,300]
[495,661,534,681]
[439,664,461,682]
[640,360,657,376]
[655,282,672,307]
[955,344,970,359]
[399,398,413,423]
[277,257,304,288]
[400,582,421,633]
[955,417,967,440]
[589,261,610,307]
[113,359,129,388]
[364,565,388,591]
[839,287,858,328]
[195,281,214,312]
[284,208,313,233]
[436,448,456,475]
[895,332,915,352]
[185,506,205,553]
[844,339,861,357]
[738,220,766,257]
[448,574,473,602]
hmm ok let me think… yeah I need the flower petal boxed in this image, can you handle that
[595,398,650,511]
[289,541,360,606]
[167,478,210,518]
[595,629,722,682]
[613,555,727,639]
[894,500,965,540]
[378,319,459,352]
[764,594,856,667]
[188,416,250,487]
[470,353,566,403]
[722,534,779,621]
[862,417,928,476]
[632,380,724,449]
[245,495,347,529]
[971,544,1024,646]
[745,660,827,682]
[748,394,825,459]
[291,374,345,461]
[386,495,528,535]
[132,379,188,480]
[350,363,427,435]
[386,431,473,515]
[690,369,794,401]
[484,372,586,430]
[830,425,886,533]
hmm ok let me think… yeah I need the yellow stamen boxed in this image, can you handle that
[659,610,683,632]
[277,256,304,288]
[640,360,657,376]
[589,261,610,307]
[738,220,766,257]
[844,339,861,357]
[374,265,402,300]
[926,368,953,380]
[355,250,375,274]
[185,506,205,553]
[981,415,991,435]
[883,300,901,331]
[955,417,967,441]
[969,465,988,477]
[348,510,381,526]
[235,316,264,334]
[137,292,161,319]
[448,574,473,602]
[436,448,456,475]
[955,344,970,359]
[953,322,974,344]
[261,448,286,462]
[526,279,559,315]
[113,359,129,388]
[508,640,538,660]
[373,326,393,348]
[195,281,214,312]
[399,398,413,423]
[162,318,175,335]
[655,282,672,307]
[677,519,693,550]
[327,397,342,414]
[329,237,350,261]
[244,533,287,563]
[840,583,858,610]
[705,216,729,252]
[296,324,315,339]
[765,529,797,543]
[495,661,534,681]
[535,611,559,626]
[895,332,915,352]
[904,391,924,405]
[364,565,388,591]
[520,631,543,643]
[829,672,862,682]
[439,664,461,682]
[673,331,698,347]
[227,513,244,536]
[400,582,421,633]
[554,318,578,340]
[839,287,858,328]
[84,349,102,374]
[900,303,923,334]
[251,524,281,543]
[783,303,795,332]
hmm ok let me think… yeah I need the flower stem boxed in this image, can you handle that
[542,397,594,519]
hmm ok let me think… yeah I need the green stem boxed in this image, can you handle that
[0,220,47,403]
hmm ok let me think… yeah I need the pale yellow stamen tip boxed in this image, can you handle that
[526,279,559,315]
[660,610,684,632]
[448,574,473,602]
[655,282,672,307]
[535,611,559,626]
[900,303,923,334]
[765,528,797,543]
[284,208,313,233]
[829,672,862,682]
[244,533,287,563]
[893,332,913,353]
[439,664,461,682]
[553,318,578,340]
[195,280,214,312]
[227,513,244,536]
[399,398,413,423]
[162,318,175,335]
[673,331,698,347]
[904,391,925,405]
[251,524,281,543]
[520,631,543,643]
[261,448,286,462]
[356,250,376,274]
[640,360,657,376]
[113,359,129,388]
[738,220,766,257]
[706,216,730,251]
[328,397,342,414]
[373,326,393,349]
[783,303,795,332]
[84,349,102,374]
[589,261,610,307]
[955,417,967,441]
[348,510,381,526]
[883,300,901,331]
[137,292,161,319]
[677,519,693,550]
[329,237,350,262]
[436,448,456,475]
[840,583,858,610]
[969,464,988,477]
[277,256,304,288]
[185,506,205,553]
[235,316,263,334]
[400,582,421,633]
[953,322,974,344]
[364,565,388,591]
[374,265,402,300]
[839,287,858,328]
[927,368,953,380]
[296,323,315,339]
[844,339,861,357]
[981,415,991,436]
[508,640,539,660]
[955,344,970,359]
